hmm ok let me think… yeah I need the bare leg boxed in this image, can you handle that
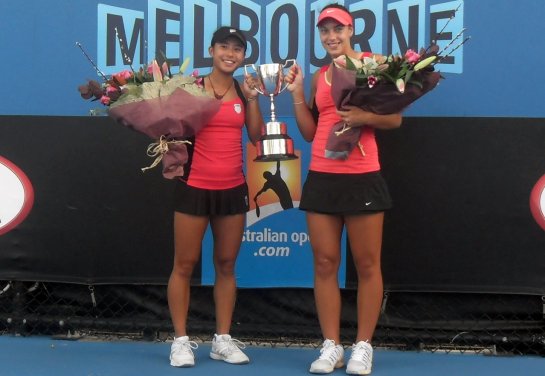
[168,212,209,337]
[307,212,344,343]
[345,212,385,342]
[210,213,245,334]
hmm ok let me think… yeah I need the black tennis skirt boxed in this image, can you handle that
[299,170,392,215]
[173,180,249,216]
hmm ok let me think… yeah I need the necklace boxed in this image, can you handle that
[208,76,233,100]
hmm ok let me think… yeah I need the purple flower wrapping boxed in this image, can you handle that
[108,88,221,178]
[326,64,441,160]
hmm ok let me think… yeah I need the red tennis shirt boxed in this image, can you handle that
[185,98,246,189]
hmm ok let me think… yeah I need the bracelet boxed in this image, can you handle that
[247,96,257,102]
[293,101,305,105]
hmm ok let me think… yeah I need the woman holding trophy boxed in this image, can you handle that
[285,4,402,375]
[167,26,264,367]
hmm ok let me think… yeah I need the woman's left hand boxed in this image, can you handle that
[336,105,367,127]
[338,105,403,130]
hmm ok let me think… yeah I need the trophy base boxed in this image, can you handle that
[254,134,298,162]
[254,153,298,162]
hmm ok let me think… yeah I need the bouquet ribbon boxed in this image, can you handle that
[142,136,192,174]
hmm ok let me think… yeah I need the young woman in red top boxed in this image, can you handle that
[168,26,264,368]
[286,4,402,375]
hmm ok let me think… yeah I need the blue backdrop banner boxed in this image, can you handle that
[1,0,543,118]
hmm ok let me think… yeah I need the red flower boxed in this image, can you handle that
[367,75,378,88]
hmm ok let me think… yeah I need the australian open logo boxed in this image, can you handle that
[245,142,301,226]
[0,157,35,235]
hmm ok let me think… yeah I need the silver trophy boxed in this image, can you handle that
[245,59,298,162]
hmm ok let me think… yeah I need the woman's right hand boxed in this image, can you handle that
[243,73,260,100]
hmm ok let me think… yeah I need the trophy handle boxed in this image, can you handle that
[279,59,297,94]
[244,63,264,95]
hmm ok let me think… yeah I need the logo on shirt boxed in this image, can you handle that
[234,103,242,114]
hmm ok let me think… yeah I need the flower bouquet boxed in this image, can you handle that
[326,47,440,159]
[78,48,221,178]
[326,26,469,160]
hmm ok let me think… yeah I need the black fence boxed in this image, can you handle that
[2,117,545,357]
[1,281,543,356]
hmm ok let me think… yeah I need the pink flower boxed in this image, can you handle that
[112,70,133,85]
[151,60,163,81]
[191,69,199,77]
[106,85,119,93]
[404,49,420,64]
[333,55,347,69]
[367,75,378,88]
[118,70,132,79]
[100,95,111,105]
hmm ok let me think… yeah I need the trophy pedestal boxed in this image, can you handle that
[254,121,297,162]
[245,60,299,162]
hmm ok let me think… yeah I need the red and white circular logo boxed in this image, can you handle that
[530,174,545,232]
[0,156,34,236]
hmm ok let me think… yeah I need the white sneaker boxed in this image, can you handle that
[309,339,345,374]
[209,334,250,364]
[346,341,373,375]
[170,336,198,367]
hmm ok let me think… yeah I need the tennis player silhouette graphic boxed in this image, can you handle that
[253,160,293,217]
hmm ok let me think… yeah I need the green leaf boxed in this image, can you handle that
[355,73,368,87]
[381,72,396,83]
[345,55,357,71]
[404,70,413,84]
[397,66,408,79]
